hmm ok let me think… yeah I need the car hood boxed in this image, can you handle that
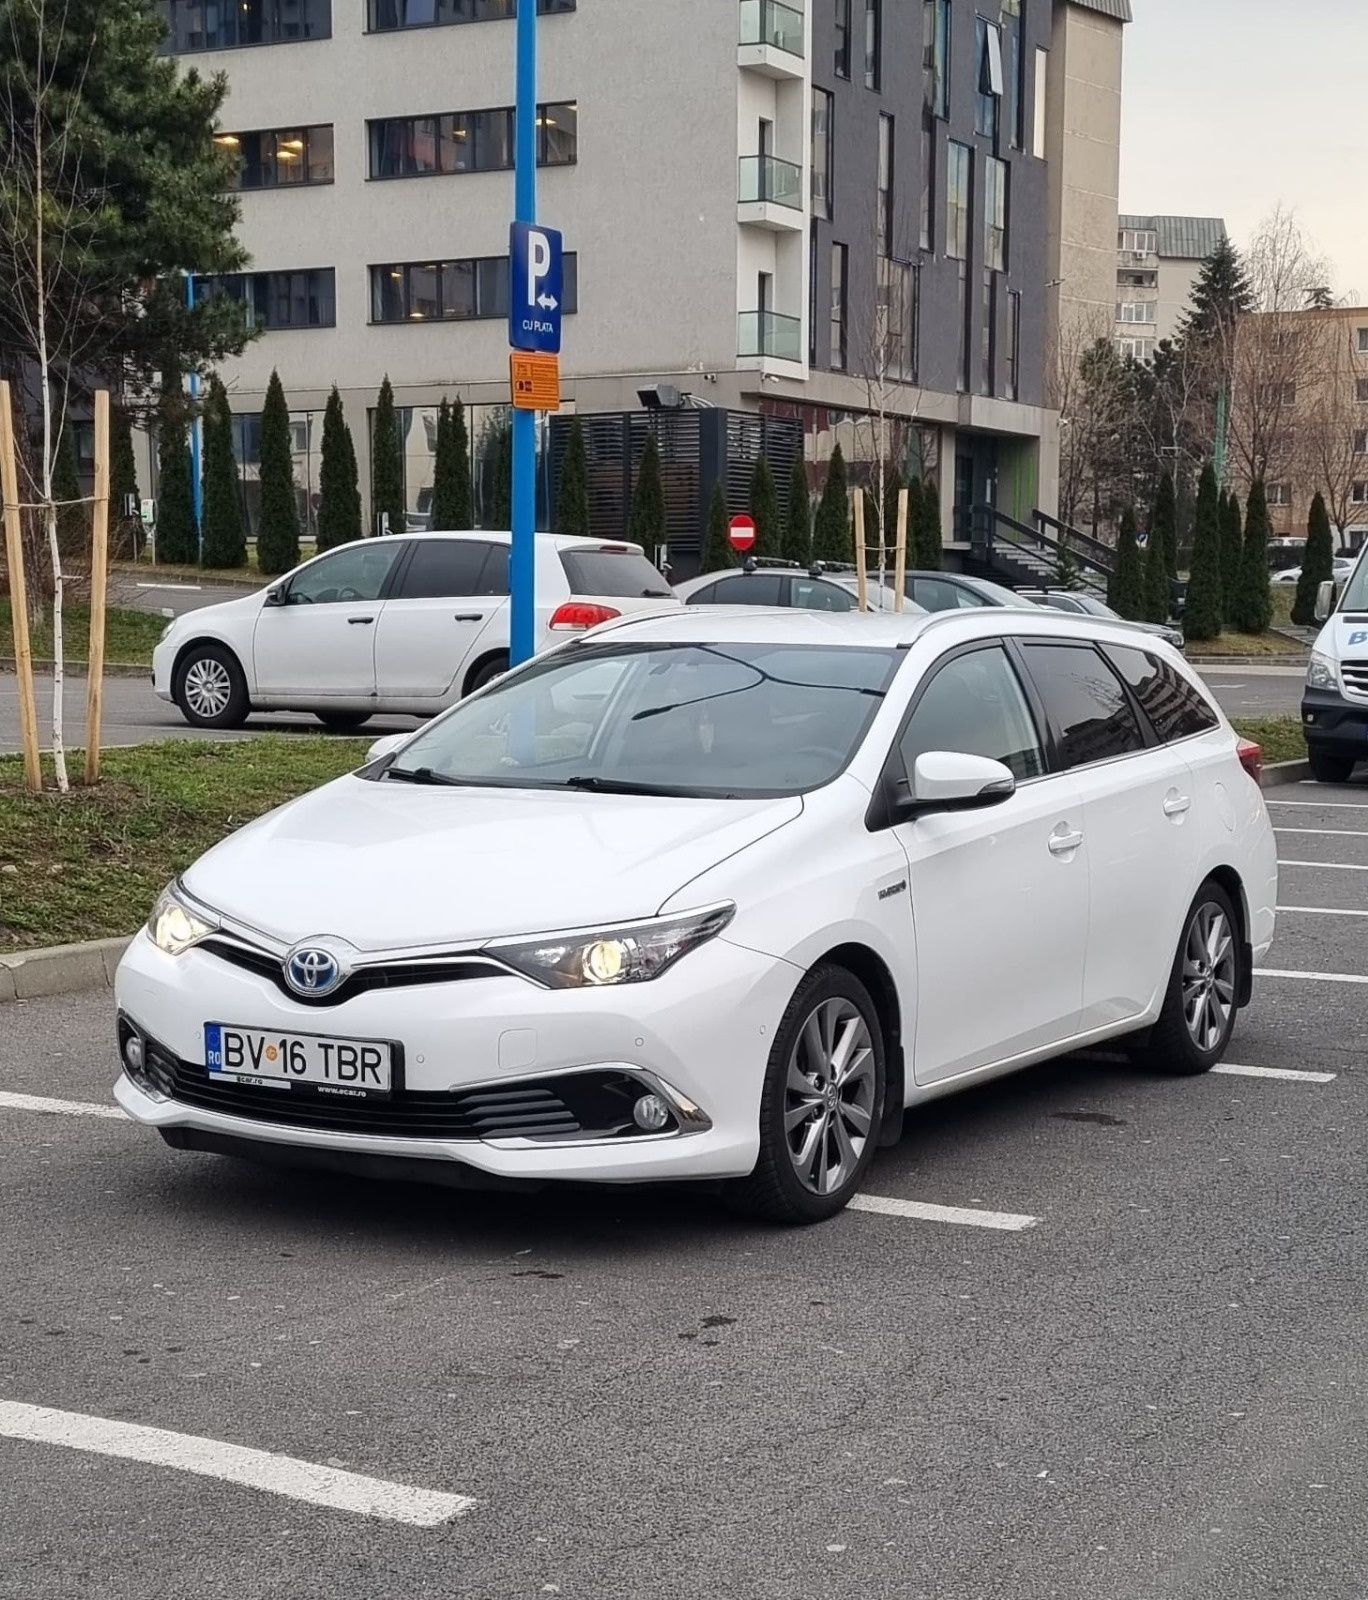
[168,590,265,635]
[183,776,803,950]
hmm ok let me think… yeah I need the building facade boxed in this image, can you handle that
[152,0,1127,560]
[1114,213,1227,362]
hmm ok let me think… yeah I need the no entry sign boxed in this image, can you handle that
[728,515,756,553]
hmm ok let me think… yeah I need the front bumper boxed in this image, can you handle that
[151,637,175,703]
[1301,686,1368,760]
[114,929,800,1186]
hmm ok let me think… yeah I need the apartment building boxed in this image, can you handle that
[153,0,1128,557]
[1115,214,1227,362]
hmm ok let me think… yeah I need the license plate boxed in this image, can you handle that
[205,1024,393,1100]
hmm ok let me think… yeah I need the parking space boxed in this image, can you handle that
[5,783,1368,1597]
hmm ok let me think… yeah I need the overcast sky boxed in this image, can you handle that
[1120,0,1365,299]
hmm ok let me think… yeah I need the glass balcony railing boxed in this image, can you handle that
[738,310,802,362]
[738,0,803,56]
[738,154,803,210]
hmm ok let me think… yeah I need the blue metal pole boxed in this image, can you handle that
[509,0,538,666]
[186,272,203,558]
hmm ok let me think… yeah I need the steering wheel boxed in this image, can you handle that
[336,586,363,602]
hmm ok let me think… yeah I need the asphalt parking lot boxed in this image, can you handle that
[2,777,1367,1597]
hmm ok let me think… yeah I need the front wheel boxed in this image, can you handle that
[1308,746,1356,785]
[1136,883,1241,1076]
[174,644,249,730]
[727,964,886,1225]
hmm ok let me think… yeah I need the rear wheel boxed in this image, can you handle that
[465,653,509,696]
[315,712,372,734]
[1308,746,1356,784]
[174,643,249,730]
[1136,882,1241,1076]
[728,964,886,1225]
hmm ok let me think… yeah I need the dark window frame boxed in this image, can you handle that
[195,268,336,331]
[811,87,834,219]
[159,0,332,54]
[366,0,574,34]
[367,101,576,180]
[864,0,882,90]
[830,241,848,372]
[216,124,334,190]
[834,0,852,78]
[369,252,579,325]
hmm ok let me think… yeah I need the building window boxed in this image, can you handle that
[834,0,851,78]
[919,116,935,252]
[981,273,996,396]
[864,0,881,90]
[976,16,1002,143]
[1005,0,1024,149]
[195,268,335,329]
[1256,380,1295,405]
[924,0,950,119]
[812,89,834,219]
[1118,337,1156,363]
[984,155,1008,272]
[946,140,971,261]
[1118,228,1158,255]
[1006,288,1021,400]
[830,242,847,371]
[911,262,922,385]
[1116,301,1157,324]
[370,253,578,323]
[957,265,970,393]
[368,102,576,179]
[159,0,331,52]
[367,0,574,31]
[1267,484,1292,507]
[808,230,818,365]
[1032,47,1047,158]
[1352,482,1368,506]
[214,125,333,189]
[1356,429,1368,455]
[1358,328,1368,354]
[877,114,894,256]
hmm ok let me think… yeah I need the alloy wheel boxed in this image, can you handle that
[783,997,876,1196]
[183,657,232,720]
[1181,902,1236,1053]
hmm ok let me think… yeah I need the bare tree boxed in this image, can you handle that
[1048,306,1131,534]
[1299,312,1363,540]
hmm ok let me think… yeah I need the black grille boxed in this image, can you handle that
[200,938,509,1007]
[138,1035,655,1143]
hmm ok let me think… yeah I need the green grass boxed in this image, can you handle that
[109,544,314,586]
[0,600,167,668]
[0,736,368,950]
[1185,628,1306,658]
[1231,716,1306,766]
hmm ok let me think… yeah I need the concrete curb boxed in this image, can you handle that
[1,658,148,680]
[0,936,131,1004]
[1262,759,1312,789]
[1190,653,1308,668]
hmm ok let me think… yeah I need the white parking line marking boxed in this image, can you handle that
[0,1402,475,1526]
[1278,860,1368,873]
[1213,1063,1338,1084]
[849,1195,1040,1231]
[1278,904,1368,917]
[0,1092,125,1120]
[1255,968,1368,986]
[1268,800,1368,810]
[1275,827,1368,837]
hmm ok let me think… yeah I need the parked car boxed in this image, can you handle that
[117,606,1276,1223]
[884,570,1038,612]
[1018,589,1186,652]
[1301,547,1368,783]
[674,566,876,613]
[1273,558,1356,586]
[152,532,678,730]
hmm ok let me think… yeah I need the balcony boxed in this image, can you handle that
[737,0,805,78]
[737,154,804,231]
[738,309,802,367]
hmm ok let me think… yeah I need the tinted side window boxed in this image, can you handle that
[900,646,1047,782]
[1021,643,1146,770]
[913,577,982,611]
[790,577,856,612]
[288,543,400,604]
[477,544,510,596]
[1107,645,1219,742]
[559,549,672,598]
[684,583,719,606]
[398,540,492,600]
[709,574,785,605]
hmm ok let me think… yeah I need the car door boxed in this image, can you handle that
[372,538,508,706]
[889,642,1090,1084]
[1017,640,1201,1031]
[252,541,404,702]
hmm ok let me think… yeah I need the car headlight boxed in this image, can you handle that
[488,904,735,989]
[1307,650,1340,692]
[146,883,217,957]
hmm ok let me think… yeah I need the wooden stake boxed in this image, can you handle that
[0,380,42,793]
[84,390,111,785]
[853,490,868,613]
[894,488,908,613]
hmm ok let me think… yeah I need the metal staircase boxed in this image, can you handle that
[970,507,1115,597]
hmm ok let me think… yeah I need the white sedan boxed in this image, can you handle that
[1273,558,1356,586]
[115,607,1277,1223]
[152,531,677,731]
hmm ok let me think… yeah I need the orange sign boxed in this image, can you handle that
[510,351,561,412]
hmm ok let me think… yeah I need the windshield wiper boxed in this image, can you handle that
[384,765,470,787]
[641,588,674,599]
[559,775,701,797]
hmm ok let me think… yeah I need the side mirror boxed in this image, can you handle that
[365,732,409,765]
[263,585,287,608]
[1315,579,1336,622]
[901,750,1017,815]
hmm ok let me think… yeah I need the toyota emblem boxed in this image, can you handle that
[284,943,345,998]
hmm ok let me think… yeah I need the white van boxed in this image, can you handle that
[1303,549,1368,783]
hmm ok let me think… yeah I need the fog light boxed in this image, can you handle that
[122,1032,145,1075]
[632,1092,671,1132]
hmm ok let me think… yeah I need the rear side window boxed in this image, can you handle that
[1021,642,1147,770]
[912,577,982,612]
[790,577,856,612]
[398,540,495,600]
[559,548,672,599]
[684,583,719,606]
[706,574,785,605]
[1106,645,1219,742]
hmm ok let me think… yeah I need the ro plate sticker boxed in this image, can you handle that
[205,1024,224,1071]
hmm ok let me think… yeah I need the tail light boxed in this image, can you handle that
[1236,738,1264,785]
[549,601,621,632]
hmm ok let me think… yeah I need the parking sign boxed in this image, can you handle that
[509,221,564,355]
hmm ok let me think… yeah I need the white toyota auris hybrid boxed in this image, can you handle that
[115,607,1278,1223]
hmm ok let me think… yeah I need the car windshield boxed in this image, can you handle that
[1340,554,1368,612]
[378,641,902,798]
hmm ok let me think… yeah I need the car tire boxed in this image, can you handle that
[727,963,887,1225]
[465,653,509,696]
[173,643,249,730]
[1308,747,1356,785]
[1135,881,1242,1077]
[315,712,372,734]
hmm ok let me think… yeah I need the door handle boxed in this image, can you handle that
[1163,793,1192,817]
[453,613,482,622]
[1048,827,1084,856]
[347,616,375,626]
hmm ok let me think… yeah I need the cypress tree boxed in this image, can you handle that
[1234,479,1273,634]
[256,369,300,576]
[53,421,86,559]
[628,433,666,551]
[782,459,811,566]
[1292,491,1334,627]
[811,444,851,565]
[749,454,779,561]
[903,475,923,568]
[918,477,942,569]
[488,421,512,529]
[199,377,245,568]
[703,480,734,571]
[1183,462,1223,643]
[1221,491,1244,626]
[317,386,361,551]
[1152,470,1178,581]
[1110,505,1144,619]
[449,398,473,527]
[1144,474,1174,622]
[1055,540,1083,591]
[110,401,142,559]
[556,416,590,537]
[881,472,904,563]
[155,383,196,565]
[429,399,460,530]
[371,375,405,537]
